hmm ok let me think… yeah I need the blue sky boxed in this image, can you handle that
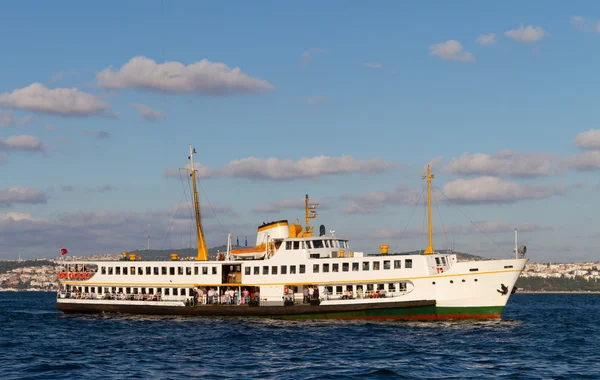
[2,1,600,262]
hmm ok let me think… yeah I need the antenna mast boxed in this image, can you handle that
[423,165,435,254]
[147,224,150,250]
[304,194,318,237]
[188,144,209,261]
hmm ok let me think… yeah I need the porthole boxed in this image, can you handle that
[462,279,466,283]
[474,279,478,282]
[432,281,436,285]
[450,280,454,284]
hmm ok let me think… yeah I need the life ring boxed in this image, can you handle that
[85,273,91,279]
[58,272,64,279]
[436,267,442,274]
[68,273,75,279]
[284,287,289,294]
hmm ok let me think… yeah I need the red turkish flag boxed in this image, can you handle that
[60,248,68,255]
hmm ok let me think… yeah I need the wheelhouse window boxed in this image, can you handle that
[154,267,159,275]
[286,241,292,250]
[138,267,143,275]
[101,266,106,274]
[212,267,217,275]
[178,267,183,275]
[131,267,136,275]
[300,265,306,274]
[313,264,319,273]
[186,267,192,275]
[272,266,278,275]
[108,267,113,275]
[290,265,296,274]
[405,259,413,269]
[313,240,323,248]
[123,267,128,275]
[332,263,339,272]
[263,266,269,275]
[324,240,330,248]
[161,267,167,275]
[323,264,329,273]
[342,263,349,272]
[245,267,251,275]
[170,267,175,275]
[373,262,380,270]
[253,266,259,275]
[362,262,369,271]
[352,262,359,271]
[306,241,312,249]
[293,241,300,250]
[194,267,198,275]
[384,260,390,270]
[394,260,401,269]
[203,267,208,275]
[281,265,287,275]
[115,267,121,275]
[146,266,151,275]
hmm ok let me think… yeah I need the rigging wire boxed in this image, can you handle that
[433,184,511,258]
[197,180,229,240]
[392,181,425,253]
[432,189,452,251]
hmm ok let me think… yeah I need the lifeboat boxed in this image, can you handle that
[230,243,268,259]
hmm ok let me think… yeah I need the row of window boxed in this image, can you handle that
[245,259,413,276]
[100,266,218,276]
[69,286,193,296]
[326,282,408,294]
[285,239,349,250]
[100,258,415,277]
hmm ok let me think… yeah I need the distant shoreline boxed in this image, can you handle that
[516,290,600,294]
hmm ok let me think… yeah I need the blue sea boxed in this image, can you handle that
[0,292,599,379]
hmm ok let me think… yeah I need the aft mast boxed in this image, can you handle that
[423,164,434,254]
[188,144,209,261]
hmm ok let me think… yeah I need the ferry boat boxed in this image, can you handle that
[55,145,528,320]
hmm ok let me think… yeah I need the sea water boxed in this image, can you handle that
[0,292,598,379]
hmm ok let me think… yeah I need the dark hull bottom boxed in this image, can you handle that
[55,300,505,320]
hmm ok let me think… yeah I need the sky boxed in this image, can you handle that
[1,1,600,262]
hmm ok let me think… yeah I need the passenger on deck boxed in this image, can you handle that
[303,288,309,303]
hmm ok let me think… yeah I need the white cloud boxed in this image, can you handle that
[301,48,327,65]
[443,150,560,178]
[372,221,551,239]
[340,185,422,215]
[163,163,214,179]
[220,155,399,181]
[96,56,274,95]
[363,62,382,69]
[84,130,111,139]
[97,185,117,193]
[0,83,112,117]
[441,176,566,204]
[429,40,475,62]
[505,25,548,43]
[573,129,600,150]
[0,204,247,258]
[563,151,600,171]
[251,197,328,213]
[0,111,33,127]
[306,96,327,105]
[0,135,44,152]
[0,187,48,207]
[164,155,399,181]
[131,103,167,121]
[569,16,600,33]
[476,33,496,45]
